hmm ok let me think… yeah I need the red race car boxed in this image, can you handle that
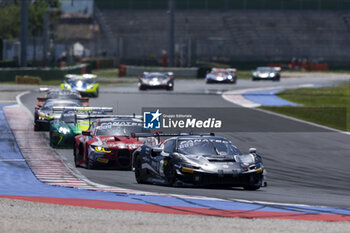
[74,115,157,170]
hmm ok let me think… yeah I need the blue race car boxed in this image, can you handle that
[205,68,237,84]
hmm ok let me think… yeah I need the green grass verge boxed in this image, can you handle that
[92,69,119,78]
[261,83,350,131]
[236,70,253,79]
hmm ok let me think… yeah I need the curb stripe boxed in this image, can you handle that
[1,195,349,221]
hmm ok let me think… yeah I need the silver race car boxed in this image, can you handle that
[252,67,280,81]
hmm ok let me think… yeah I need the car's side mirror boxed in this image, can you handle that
[82,130,91,136]
[151,147,162,157]
[249,148,257,154]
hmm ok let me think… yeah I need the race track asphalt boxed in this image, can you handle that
[20,77,350,208]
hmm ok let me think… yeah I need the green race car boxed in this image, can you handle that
[61,74,100,97]
[49,107,113,148]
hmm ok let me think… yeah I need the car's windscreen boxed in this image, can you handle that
[177,139,242,156]
[67,78,95,84]
[257,67,273,72]
[95,120,149,136]
[211,71,228,75]
[42,102,80,110]
[144,75,167,80]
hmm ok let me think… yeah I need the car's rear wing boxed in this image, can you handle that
[131,132,215,139]
[52,107,113,112]
[75,114,142,120]
[142,72,174,76]
[75,114,142,126]
[65,74,97,80]
[39,87,50,92]
[212,68,237,72]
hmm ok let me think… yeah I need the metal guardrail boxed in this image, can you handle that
[96,0,350,10]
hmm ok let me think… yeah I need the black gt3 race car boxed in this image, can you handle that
[34,99,84,131]
[132,133,266,190]
[138,72,174,91]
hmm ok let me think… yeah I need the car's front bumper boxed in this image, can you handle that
[139,83,172,89]
[176,168,263,187]
[253,75,278,80]
[50,131,76,148]
[206,78,236,83]
[88,148,134,170]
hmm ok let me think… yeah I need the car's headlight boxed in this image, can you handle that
[270,73,275,77]
[228,75,233,80]
[64,84,71,89]
[58,127,70,134]
[87,84,94,89]
[253,72,257,76]
[92,146,112,153]
[238,154,255,164]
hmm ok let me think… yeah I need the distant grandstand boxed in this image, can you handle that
[94,0,350,67]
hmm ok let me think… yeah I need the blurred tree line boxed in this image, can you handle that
[0,0,60,39]
[0,0,60,60]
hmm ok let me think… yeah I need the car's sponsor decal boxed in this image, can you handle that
[178,139,229,149]
[98,121,142,129]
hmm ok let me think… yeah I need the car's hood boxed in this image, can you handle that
[143,78,167,84]
[94,136,144,149]
[257,71,273,75]
[207,74,228,79]
[181,153,258,172]
[69,81,89,90]
[183,153,236,164]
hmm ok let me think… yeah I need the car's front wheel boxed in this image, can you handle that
[243,174,263,190]
[86,157,95,169]
[34,123,40,131]
[134,155,147,184]
[94,88,99,97]
[73,142,79,167]
[164,159,177,186]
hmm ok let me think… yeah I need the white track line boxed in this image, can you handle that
[16,91,33,120]
[222,86,350,136]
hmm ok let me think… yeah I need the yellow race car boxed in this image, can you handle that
[61,74,100,97]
